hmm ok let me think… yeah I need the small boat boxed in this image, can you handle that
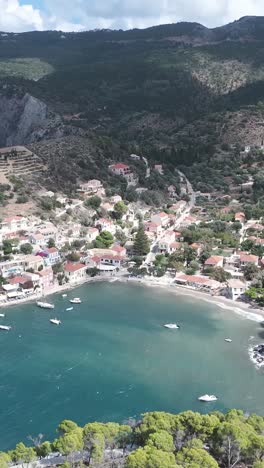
[225,338,232,343]
[62,294,67,298]
[50,319,61,325]
[164,323,180,329]
[198,394,218,402]
[70,298,82,304]
[66,307,73,311]
[37,301,54,309]
[0,314,5,318]
[0,325,11,331]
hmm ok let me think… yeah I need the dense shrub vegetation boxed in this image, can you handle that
[2,410,264,467]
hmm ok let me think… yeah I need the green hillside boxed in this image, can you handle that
[1,17,264,194]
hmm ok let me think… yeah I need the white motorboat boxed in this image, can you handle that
[70,298,82,304]
[198,394,218,402]
[62,294,67,298]
[50,319,61,325]
[0,314,5,318]
[164,323,180,329]
[37,301,55,310]
[0,325,11,331]
[66,307,73,311]
[225,338,232,343]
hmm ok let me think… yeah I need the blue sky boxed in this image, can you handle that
[1,0,264,33]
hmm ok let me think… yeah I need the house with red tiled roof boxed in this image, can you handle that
[235,212,246,224]
[109,163,130,176]
[175,273,221,292]
[8,276,28,286]
[38,267,54,291]
[205,256,224,268]
[239,252,259,267]
[108,163,137,184]
[64,262,87,284]
[190,243,203,256]
[144,221,162,236]
[111,245,127,257]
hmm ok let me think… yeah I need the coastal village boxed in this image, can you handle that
[1,145,264,312]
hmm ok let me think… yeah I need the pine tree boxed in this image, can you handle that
[133,226,150,257]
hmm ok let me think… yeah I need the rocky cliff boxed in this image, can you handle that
[0,92,67,147]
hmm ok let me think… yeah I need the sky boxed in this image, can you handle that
[0,0,264,33]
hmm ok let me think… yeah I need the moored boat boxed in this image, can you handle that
[198,394,218,402]
[62,294,67,298]
[164,323,180,329]
[0,325,11,331]
[0,314,5,318]
[70,298,82,304]
[225,338,232,343]
[37,301,54,309]
[50,319,61,325]
[66,307,73,311]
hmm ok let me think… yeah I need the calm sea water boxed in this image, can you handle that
[0,282,263,450]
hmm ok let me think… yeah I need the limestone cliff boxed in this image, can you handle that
[0,92,65,147]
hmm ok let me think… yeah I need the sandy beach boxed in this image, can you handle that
[131,278,264,323]
[1,273,264,324]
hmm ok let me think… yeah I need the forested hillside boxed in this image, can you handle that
[1,16,264,187]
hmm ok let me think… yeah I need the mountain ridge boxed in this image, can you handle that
[1,16,264,193]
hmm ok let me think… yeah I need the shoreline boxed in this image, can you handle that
[1,274,264,325]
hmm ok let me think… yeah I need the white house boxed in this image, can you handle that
[170,201,187,215]
[38,267,54,291]
[158,231,176,253]
[86,227,99,242]
[30,233,45,246]
[44,247,60,265]
[226,279,247,301]
[151,212,170,227]
[130,154,141,161]
[1,216,28,233]
[79,180,103,194]
[144,221,162,236]
[110,195,122,204]
[38,224,58,243]
[64,263,87,284]
[154,164,163,175]
[96,218,115,234]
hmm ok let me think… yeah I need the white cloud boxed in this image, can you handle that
[0,0,44,32]
[1,0,264,32]
[43,0,264,30]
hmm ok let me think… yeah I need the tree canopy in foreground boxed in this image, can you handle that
[3,409,264,467]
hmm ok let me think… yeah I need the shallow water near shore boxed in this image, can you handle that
[0,282,263,450]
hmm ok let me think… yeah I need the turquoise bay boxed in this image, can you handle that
[0,282,263,450]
